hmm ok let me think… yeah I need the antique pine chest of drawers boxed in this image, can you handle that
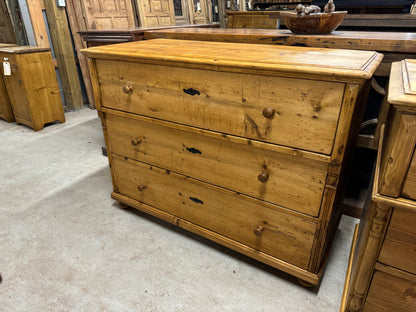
[0,46,65,130]
[82,39,382,285]
[343,59,416,311]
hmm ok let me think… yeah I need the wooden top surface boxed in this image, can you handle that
[82,39,382,80]
[388,60,416,108]
[0,46,50,54]
[144,28,416,53]
[0,43,17,48]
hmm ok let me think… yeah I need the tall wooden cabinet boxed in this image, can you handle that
[343,59,416,311]
[83,39,382,285]
[0,46,65,130]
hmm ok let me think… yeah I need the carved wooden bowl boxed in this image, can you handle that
[280,11,347,35]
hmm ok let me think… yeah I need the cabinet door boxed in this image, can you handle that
[136,0,176,27]
[82,0,136,29]
[188,0,210,24]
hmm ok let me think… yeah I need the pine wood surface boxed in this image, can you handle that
[111,154,317,270]
[96,59,345,155]
[81,39,383,83]
[0,50,65,130]
[104,110,328,217]
[378,208,416,275]
[85,39,382,285]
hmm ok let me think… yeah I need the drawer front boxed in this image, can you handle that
[97,60,345,155]
[111,155,317,269]
[402,150,416,200]
[379,208,416,275]
[106,112,327,217]
[364,270,416,312]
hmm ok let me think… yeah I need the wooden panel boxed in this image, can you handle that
[26,0,49,47]
[111,154,317,270]
[105,111,329,216]
[364,270,416,312]
[0,74,14,122]
[44,0,83,110]
[227,12,279,29]
[403,151,416,200]
[135,0,176,27]
[0,0,17,43]
[82,0,135,29]
[379,207,416,275]
[97,60,345,155]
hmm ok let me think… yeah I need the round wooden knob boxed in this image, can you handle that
[262,107,275,118]
[137,184,147,192]
[258,172,269,183]
[254,226,264,237]
[123,84,133,94]
[131,138,141,146]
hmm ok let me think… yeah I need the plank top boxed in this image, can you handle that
[144,28,416,53]
[388,59,416,109]
[82,38,382,80]
[0,46,50,54]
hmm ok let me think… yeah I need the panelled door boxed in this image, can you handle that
[81,0,136,29]
[135,0,176,27]
[0,0,16,43]
[189,0,210,24]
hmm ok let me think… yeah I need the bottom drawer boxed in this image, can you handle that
[364,269,416,312]
[111,154,317,270]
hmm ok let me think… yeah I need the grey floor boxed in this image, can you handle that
[0,108,357,312]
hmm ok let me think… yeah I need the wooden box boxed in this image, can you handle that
[0,46,65,130]
[82,39,382,285]
[342,59,416,311]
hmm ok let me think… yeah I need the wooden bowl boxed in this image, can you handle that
[280,11,347,35]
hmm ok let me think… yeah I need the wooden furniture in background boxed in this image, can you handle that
[342,59,416,311]
[0,43,17,122]
[227,11,282,28]
[0,46,65,130]
[83,39,382,285]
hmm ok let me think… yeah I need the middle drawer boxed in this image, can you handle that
[105,111,329,217]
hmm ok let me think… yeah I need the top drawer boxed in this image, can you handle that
[96,59,345,155]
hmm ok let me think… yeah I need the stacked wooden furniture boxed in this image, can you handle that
[82,39,382,285]
[0,46,65,131]
[342,59,416,311]
[0,43,17,122]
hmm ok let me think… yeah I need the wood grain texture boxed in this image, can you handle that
[378,208,416,275]
[134,0,175,27]
[105,110,328,217]
[0,49,65,130]
[111,154,317,270]
[0,72,14,122]
[44,0,83,110]
[26,0,49,47]
[96,59,345,154]
[403,152,416,200]
[364,270,416,312]
[81,39,383,83]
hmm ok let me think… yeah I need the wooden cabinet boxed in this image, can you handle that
[0,43,17,123]
[82,39,382,285]
[0,46,65,131]
[342,59,416,311]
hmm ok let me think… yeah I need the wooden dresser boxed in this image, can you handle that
[82,39,382,285]
[342,59,416,311]
[0,46,65,130]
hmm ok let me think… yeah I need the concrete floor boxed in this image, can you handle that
[0,107,357,311]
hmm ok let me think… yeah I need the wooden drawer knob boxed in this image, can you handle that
[254,226,264,237]
[262,107,275,118]
[258,172,269,183]
[123,84,133,94]
[137,184,147,192]
[131,138,141,146]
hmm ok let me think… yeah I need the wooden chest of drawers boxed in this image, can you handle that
[0,46,65,130]
[343,59,416,311]
[83,39,382,285]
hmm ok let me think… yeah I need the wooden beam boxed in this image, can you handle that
[26,0,50,47]
[44,0,83,110]
[65,0,96,109]
[17,0,37,45]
